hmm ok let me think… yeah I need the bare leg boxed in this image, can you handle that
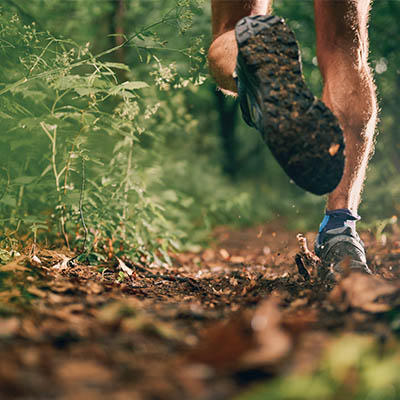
[314,0,377,212]
[208,0,272,95]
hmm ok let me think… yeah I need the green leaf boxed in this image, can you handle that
[103,62,130,71]
[54,75,81,90]
[74,87,100,97]
[109,81,149,96]
[0,111,12,119]
[14,176,35,185]
[0,195,16,207]
[120,81,149,90]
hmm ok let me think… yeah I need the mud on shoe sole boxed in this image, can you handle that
[235,15,345,195]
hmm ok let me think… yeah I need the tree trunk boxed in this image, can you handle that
[109,0,127,81]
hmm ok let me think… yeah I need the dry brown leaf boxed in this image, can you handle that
[187,315,255,369]
[0,288,21,302]
[30,255,42,265]
[51,280,76,293]
[219,248,230,260]
[230,256,245,263]
[201,249,215,262]
[241,298,291,367]
[1,256,29,272]
[188,298,291,371]
[47,292,69,304]
[329,272,399,313]
[57,360,113,384]
[27,286,47,298]
[87,281,103,295]
[263,246,271,256]
[116,257,134,276]
[52,255,71,270]
[0,317,20,337]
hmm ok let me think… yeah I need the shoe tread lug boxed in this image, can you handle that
[235,15,345,195]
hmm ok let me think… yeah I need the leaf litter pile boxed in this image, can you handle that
[1,222,400,399]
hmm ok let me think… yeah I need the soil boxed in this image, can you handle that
[0,221,400,400]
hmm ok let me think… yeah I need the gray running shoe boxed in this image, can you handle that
[315,226,372,274]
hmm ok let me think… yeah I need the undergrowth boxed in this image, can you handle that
[0,2,273,264]
[2,0,398,265]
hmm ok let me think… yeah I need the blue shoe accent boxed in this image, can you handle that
[318,215,330,234]
[318,209,360,245]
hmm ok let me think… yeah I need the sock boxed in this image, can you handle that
[318,208,360,244]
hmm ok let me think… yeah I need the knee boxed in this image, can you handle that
[208,32,238,93]
[208,32,237,70]
[207,38,224,73]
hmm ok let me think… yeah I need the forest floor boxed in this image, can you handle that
[1,221,400,400]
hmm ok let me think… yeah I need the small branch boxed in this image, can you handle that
[69,156,88,263]
[124,260,200,290]
[78,156,88,253]
[295,254,310,281]
[295,234,320,280]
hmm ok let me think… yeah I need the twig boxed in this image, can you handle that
[69,156,88,264]
[124,260,200,290]
[295,254,310,281]
[79,156,88,253]
[296,233,320,264]
[295,234,320,280]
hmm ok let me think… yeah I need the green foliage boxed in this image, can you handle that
[0,1,273,263]
[236,334,400,400]
[0,2,208,263]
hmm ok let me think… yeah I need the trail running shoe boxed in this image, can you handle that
[234,15,345,195]
[315,226,372,274]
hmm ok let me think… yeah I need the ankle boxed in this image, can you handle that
[318,208,360,243]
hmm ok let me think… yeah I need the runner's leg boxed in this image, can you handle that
[314,0,377,212]
[208,0,272,94]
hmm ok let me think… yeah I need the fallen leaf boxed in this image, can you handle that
[87,281,103,295]
[116,257,133,276]
[187,314,255,369]
[201,249,215,262]
[263,246,271,256]
[230,256,245,263]
[27,286,47,298]
[30,255,42,265]
[329,273,399,313]
[51,280,76,293]
[241,299,291,367]
[0,288,21,302]
[188,298,291,371]
[1,256,29,272]
[57,360,113,384]
[0,317,20,337]
[219,249,230,260]
[52,255,71,270]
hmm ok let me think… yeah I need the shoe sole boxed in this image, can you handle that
[235,15,345,195]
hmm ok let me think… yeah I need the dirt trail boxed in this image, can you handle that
[0,222,399,400]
